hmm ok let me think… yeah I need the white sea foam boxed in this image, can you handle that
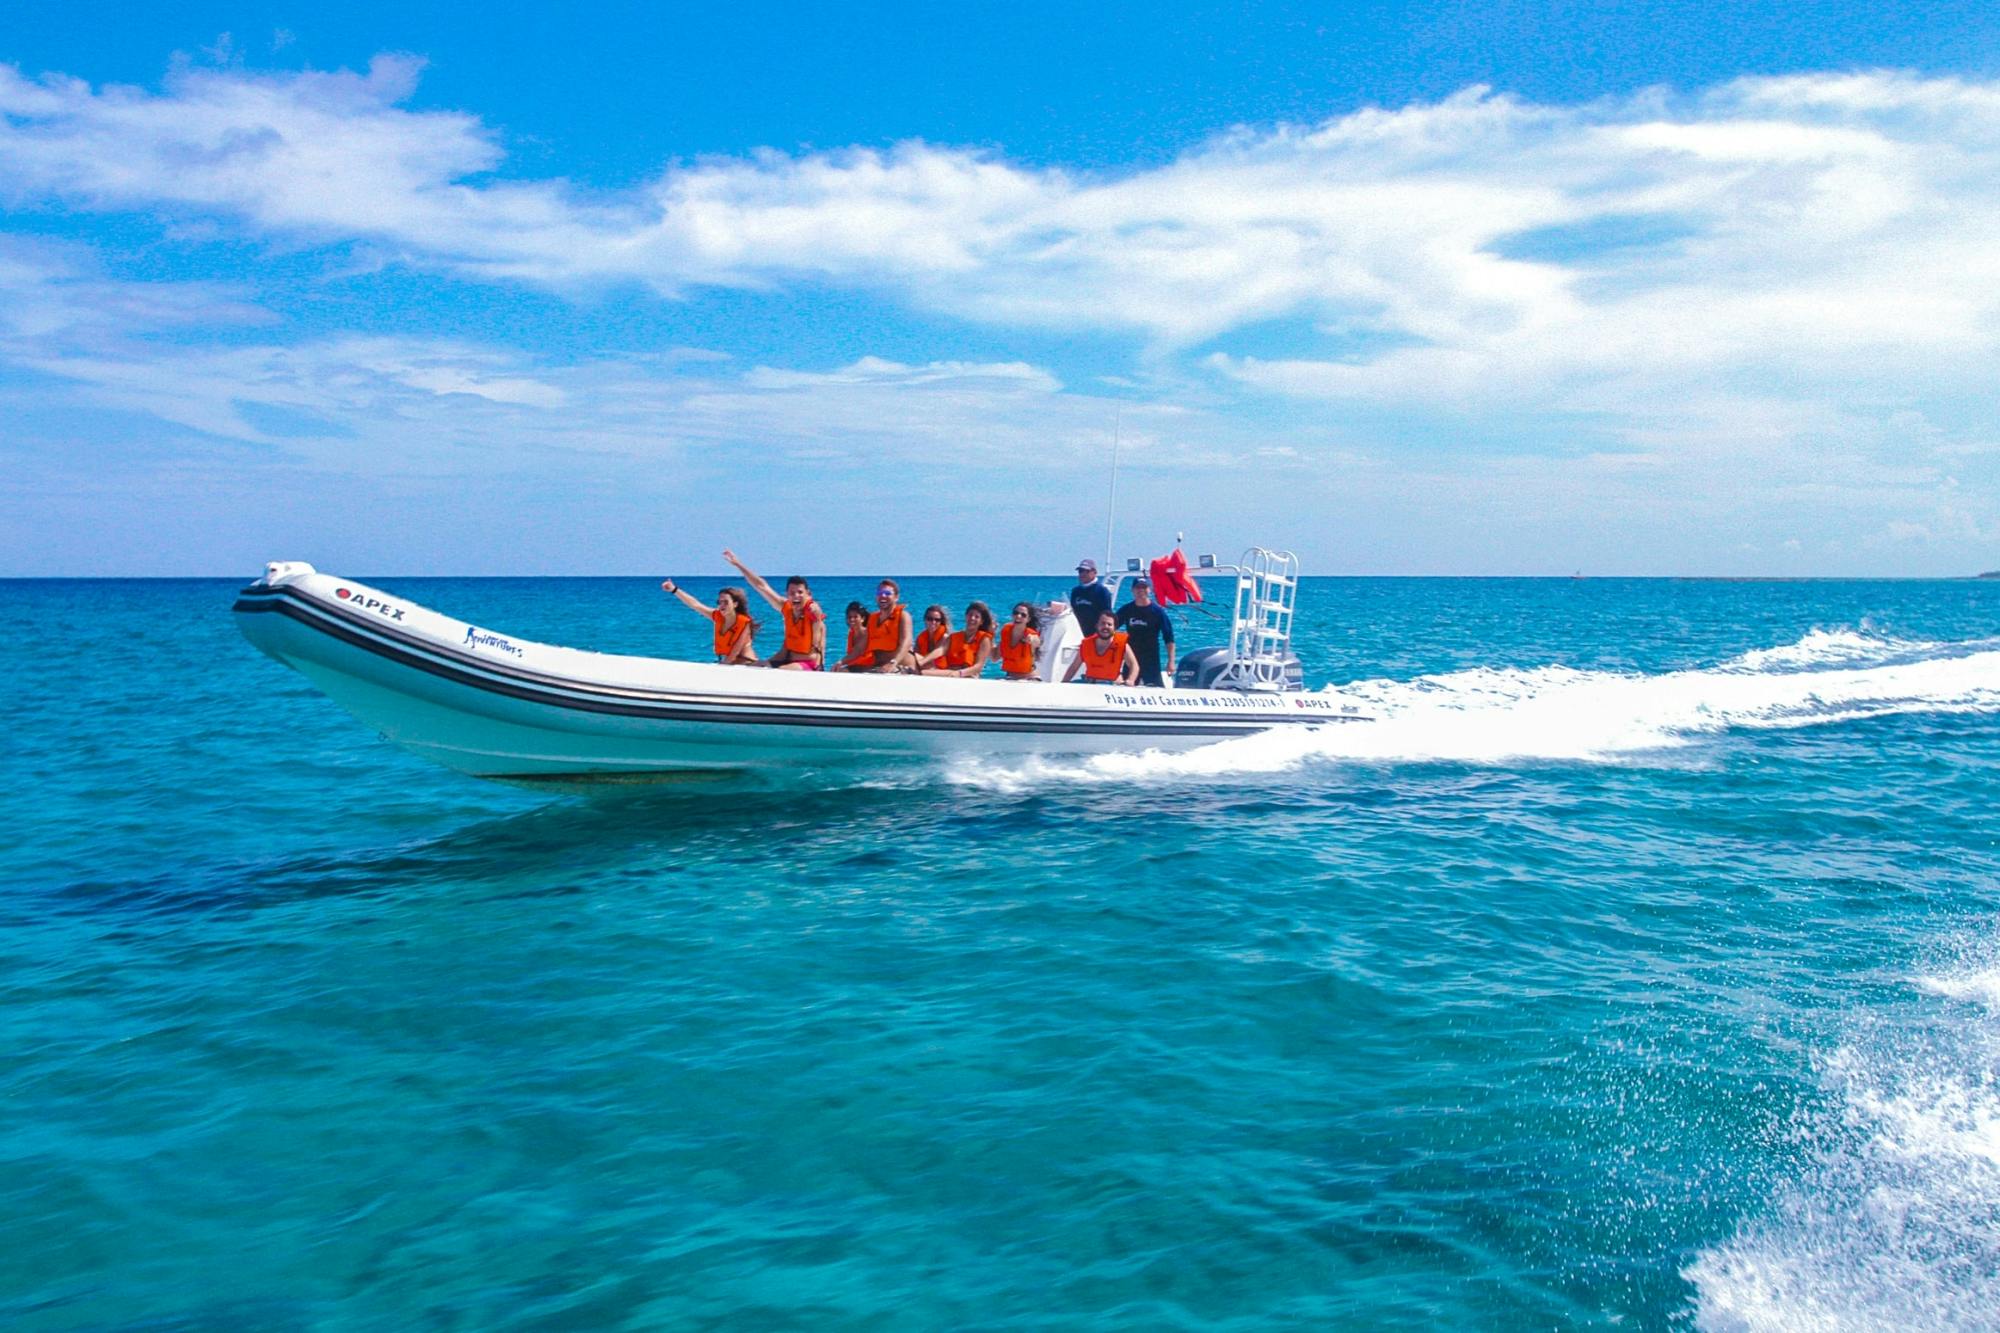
[1687,1059,2000,1330]
[948,630,2000,789]
[1687,940,2000,1330]
[1919,970,2000,1012]
[1916,944,2000,1014]
[1720,627,1939,674]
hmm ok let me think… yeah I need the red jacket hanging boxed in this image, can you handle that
[1148,548,1203,606]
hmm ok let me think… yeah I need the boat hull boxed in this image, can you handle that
[233,565,1363,779]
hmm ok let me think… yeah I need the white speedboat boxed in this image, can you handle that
[233,551,1363,780]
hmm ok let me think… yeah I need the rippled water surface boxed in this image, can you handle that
[5,575,1999,1329]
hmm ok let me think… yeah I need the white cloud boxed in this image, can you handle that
[6,60,1998,372]
[0,57,614,279]
[0,292,1131,472]
[0,239,1220,476]
[8,58,2000,572]
[740,356,1058,392]
[0,234,264,342]
[350,346,568,409]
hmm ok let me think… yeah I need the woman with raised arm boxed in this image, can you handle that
[926,601,996,678]
[912,605,952,671]
[661,578,759,665]
[723,549,824,670]
[997,602,1042,681]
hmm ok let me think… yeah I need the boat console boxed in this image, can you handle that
[1100,547,1305,693]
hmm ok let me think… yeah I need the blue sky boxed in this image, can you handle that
[5,2,2000,575]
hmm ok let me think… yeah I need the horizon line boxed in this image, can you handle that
[6,572,1998,583]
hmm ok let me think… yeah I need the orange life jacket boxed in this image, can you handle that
[866,602,907,653]
[1076,630,1129,681]
[999,623,1039,677]
[838,624,873,669]
[781,600,823,656]
[942,629,992,671]
[712,609,753,661]
[915,626,947,661]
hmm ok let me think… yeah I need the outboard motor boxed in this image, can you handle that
[1175,646,1304,692]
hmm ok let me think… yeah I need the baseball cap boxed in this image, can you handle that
[1131,576,1150,588]
[1076,557,1097,572]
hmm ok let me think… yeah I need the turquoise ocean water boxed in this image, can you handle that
[6,574,2000,1329]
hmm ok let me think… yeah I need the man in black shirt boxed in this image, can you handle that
[1068,558,1112,641]
[1115,577,1176,687]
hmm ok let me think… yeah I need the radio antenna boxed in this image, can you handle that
[1104,405,1122,575]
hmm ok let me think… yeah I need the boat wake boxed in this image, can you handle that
[947,629,2000,788]
[1685,934,2000,1330]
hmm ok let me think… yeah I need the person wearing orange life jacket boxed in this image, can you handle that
[832,601,874,671]
[859,579,916,672]
[1062,611,1139,685]
[724,548,824,670]
[996,602,1043,681]
[912,605,952,670]
[660,578,759,665]
[924,601,997,678]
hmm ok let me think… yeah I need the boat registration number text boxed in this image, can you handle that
[1102,692,1340,710]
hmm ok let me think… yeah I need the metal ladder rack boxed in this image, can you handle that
[1221,547,1300,690]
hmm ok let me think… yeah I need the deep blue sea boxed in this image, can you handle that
[6,575,1999,1330]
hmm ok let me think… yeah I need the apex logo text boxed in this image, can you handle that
[334,588,406,621]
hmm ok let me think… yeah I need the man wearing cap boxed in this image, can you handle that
[1068,558,1113,646]
[1115,576,1176,687]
